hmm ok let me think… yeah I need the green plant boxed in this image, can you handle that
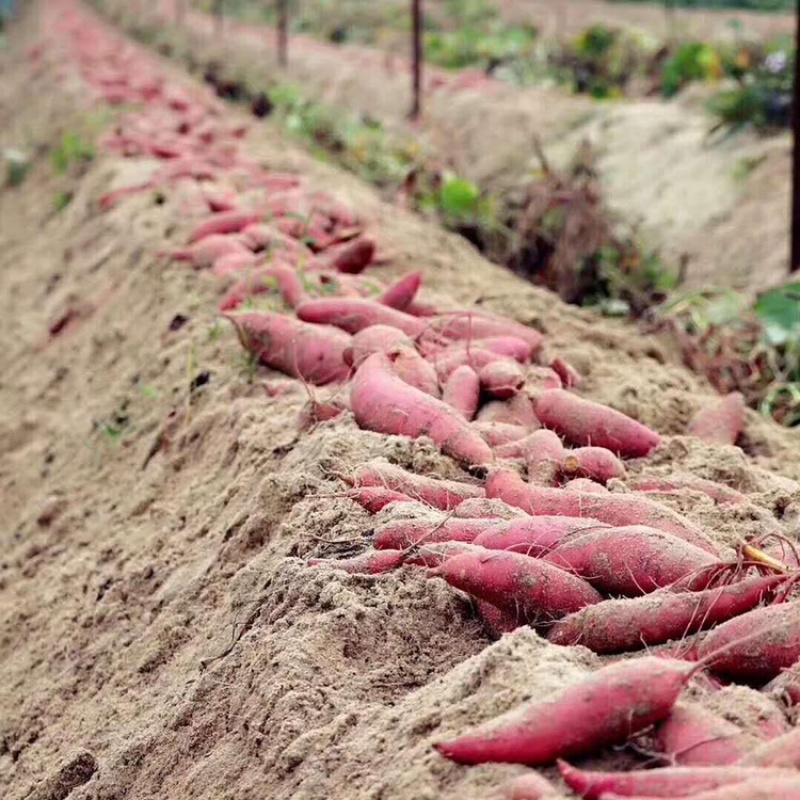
[54,190,73,212]
[4,148,30,187]
[51,131,95,173]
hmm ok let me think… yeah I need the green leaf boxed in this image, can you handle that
[439,176,480,218]
[754,283,800,344]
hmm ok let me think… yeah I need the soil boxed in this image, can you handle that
[2,3,800,800]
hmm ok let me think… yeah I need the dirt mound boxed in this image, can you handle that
[2,4,800,800]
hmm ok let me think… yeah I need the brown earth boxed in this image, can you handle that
[2,4,800,800]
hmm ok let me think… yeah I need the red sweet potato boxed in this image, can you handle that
[550,357,582,389]
[240,223,314,260]
[430,347,509,384]
[312,234,375,274]
[763,661,800,708]
[351,459,484,510]
[218,264,309,312]
[422,335,533,363]
[526,430,566,485]
[478,600,521,639]
[188,210,261,243]
[563,478,608,493]
[346,325,413,367]
[473,516,609,558]
[560,446,625,484]
[607,780,800,799]
[688,392,746,446]
[479,360,526,399]
[477,394,540,429]
[452,498,527,519]
[297,298,426,336]
[654,704,754,767]
[472,422,530,447]
[297,398,346,431]
[434,656,696,765]
[558,762,795,800]
[628,475,746,506]
[226,311,351,385]
[374,517,502,550]
[542,525,718,596]
[432,312,543,356]
[740,727,800,768]
[534,389,661,458]
[168,233,252,269]
[524,366,563,395]
[547,574,784,653]
[379,271,422,311]
[698,602,800,684]
[308,549,405,574]
[486,467,717,553]
[443,365,480,420]
[430,547,602,626]
[210,251,261,277]
[346,487,413,514]
[390,345,441,397]
[351,353,493,466]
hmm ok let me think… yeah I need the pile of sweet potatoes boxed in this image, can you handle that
[52,4,800,798]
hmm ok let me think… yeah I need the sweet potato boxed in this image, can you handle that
[430,347,509,384]
[432,312,543,356]
[542,525,718,596]
[763,661,800,708]
[240,223,314,260]
[478,600,520,639]
[698,602,800,684]
[534,389,660,458]
[434,656,696,765]
[297,298,426,336]
[346,487,413,514]
[351,355,493,466]
[525,430,565,485]
[558,762,795,800]
[379,271,422,311]
[524,366,563,395]
[560,446,625,484]
[351,459,484,510]
[550,357,582,389]
[628,475,746,506]
[473,422,530,447]
[390,345,441,397]
[452,498,527,519]
[688,392,746,446]
[430,547,602,626]
[563,478,608,493]
[167,234,252,269]
[486,467,718,553]
[188,210,261,243]
[311,234,375,274]
[479,360,526,399]
[443,365,480,420]
[547,574,784,653]
[226,311,351,385]
[473,516,608,558]
[210,251,262,277]
[601,780,800,800]
[477,394,540,429]
[308,549,405,574]
[422,336,533,363]
[654,704,755,767]
[218,263,309,311]
[297,398,346,431]
[374,518,501,550]
[740,727,800,768]
[346,325,413,367]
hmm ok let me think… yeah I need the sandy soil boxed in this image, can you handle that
[2,3,800,800]
[143,1,795,293]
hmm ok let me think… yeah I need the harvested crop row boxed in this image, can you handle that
[41,4,800,799]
